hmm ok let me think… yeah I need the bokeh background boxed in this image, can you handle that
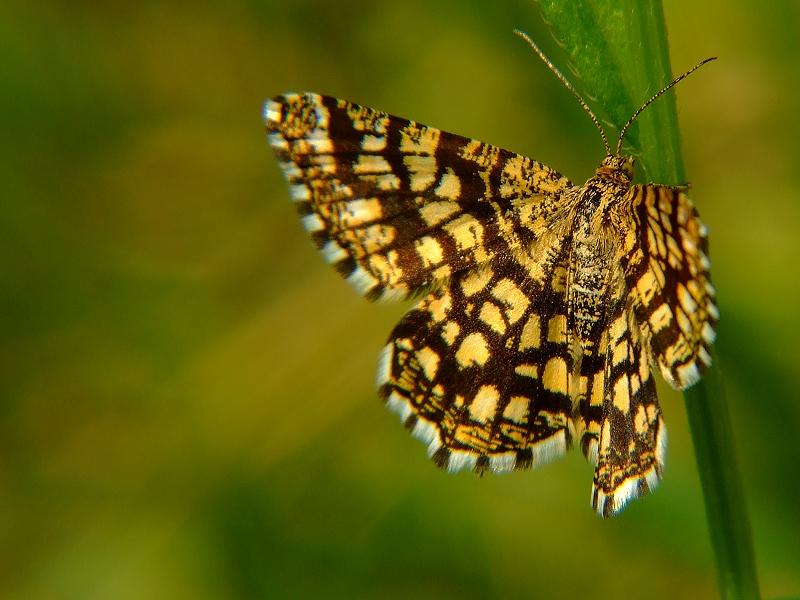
[2,0,799,598]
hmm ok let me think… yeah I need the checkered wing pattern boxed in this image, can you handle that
[377,238,577,473]
[265,93,572,301]
[574,274,666,516]
[621,185,718,389]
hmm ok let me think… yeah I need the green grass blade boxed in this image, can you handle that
[684,353,760,599]
[536,1,761,598]
[536,0,684,181]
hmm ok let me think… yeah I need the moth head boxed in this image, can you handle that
[597,155,634,184]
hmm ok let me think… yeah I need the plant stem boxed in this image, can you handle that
[684,354,760,599]
[536,1,760,598]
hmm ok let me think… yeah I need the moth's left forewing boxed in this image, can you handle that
[620,184,718,389]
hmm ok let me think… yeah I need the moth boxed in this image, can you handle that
[264,30,717,516]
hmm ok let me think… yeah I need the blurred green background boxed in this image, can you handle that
[1,0,799,598]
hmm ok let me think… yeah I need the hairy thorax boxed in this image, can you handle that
[569,157,633,344]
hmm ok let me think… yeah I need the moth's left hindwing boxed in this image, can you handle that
[265,92,573,301]
[377,243,576,474]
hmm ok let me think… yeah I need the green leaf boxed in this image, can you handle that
[536,0,684,182]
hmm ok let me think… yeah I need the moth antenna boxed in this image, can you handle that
[616,57,717,155]
[514,29,611,156]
